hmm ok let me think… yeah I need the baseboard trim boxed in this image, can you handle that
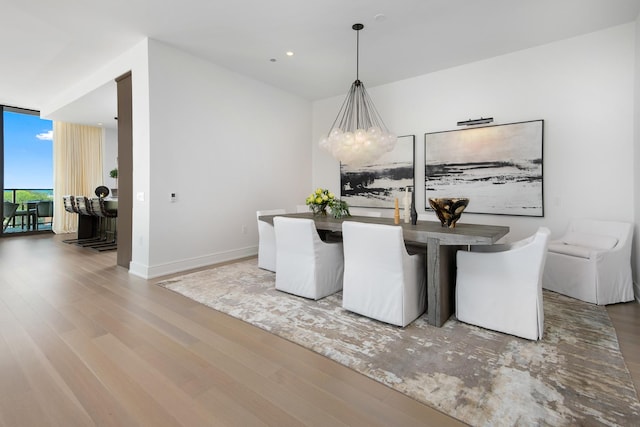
[129,245,258,279]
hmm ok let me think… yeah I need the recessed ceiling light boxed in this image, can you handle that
[374,13,386,22]
[97,122,103,126]
[286,51,294,57]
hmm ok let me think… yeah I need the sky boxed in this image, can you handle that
[3,111,53,189]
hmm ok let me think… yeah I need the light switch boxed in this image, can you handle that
[136,192,145,202]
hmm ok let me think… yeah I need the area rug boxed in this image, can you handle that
[157,259,640,426]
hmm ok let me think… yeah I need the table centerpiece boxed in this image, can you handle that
[305,188,350,218]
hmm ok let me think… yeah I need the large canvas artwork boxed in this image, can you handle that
[340,135,415,209]
[425,120,543,216]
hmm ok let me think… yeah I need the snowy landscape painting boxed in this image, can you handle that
[340,135,415,209]
[424,120,543,216]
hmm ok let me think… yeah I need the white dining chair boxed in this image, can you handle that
[341,221,426,327]
[273,216,344,300]
[456,227,550,340]
[256,209,286,272]
[327,208,384,242]
[543,219,633,305]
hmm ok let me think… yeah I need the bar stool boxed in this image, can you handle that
[73,196,104,247]
[75,195,92,216]
[63,195,78,213]
[88,197,117,251]
[62,196,80,243]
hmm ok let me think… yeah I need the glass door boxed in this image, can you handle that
[2,106,53,235]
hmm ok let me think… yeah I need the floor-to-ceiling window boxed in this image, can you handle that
[1,106,53,235]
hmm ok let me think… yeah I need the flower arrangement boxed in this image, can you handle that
[305,188,350,218]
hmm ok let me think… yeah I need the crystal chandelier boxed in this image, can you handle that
[319,23,397,165]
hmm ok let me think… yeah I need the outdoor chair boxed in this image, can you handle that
[35,200,54,230]
[2,201,19,231]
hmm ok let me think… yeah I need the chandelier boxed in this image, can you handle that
[319,23,397,165]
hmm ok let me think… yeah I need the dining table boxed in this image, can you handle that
[259,212,509,327]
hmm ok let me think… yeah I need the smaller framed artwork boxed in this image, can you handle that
[424,120,543,216]
[340,135,415,209]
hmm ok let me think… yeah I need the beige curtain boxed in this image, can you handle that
[52,122,104,234]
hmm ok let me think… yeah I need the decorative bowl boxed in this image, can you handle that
[428,198,469,228]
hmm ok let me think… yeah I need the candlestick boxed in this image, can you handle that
[403,188,410,223]
[394,198,400,224]
[410,190,418,225]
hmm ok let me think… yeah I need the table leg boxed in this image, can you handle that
[426,238,462,327]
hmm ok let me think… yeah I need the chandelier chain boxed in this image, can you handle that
[356,26,359,82]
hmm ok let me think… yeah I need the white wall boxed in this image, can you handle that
[313,24,636,247]
[102,127,118,189]
[44,38,311,278]
[134,40,311,277]
[41,23,638,285]
[42,38,153,270]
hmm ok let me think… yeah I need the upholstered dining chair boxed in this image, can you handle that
[341,221,426,327]
[456,227,551,340]
[273,216,344,300]
[256,209,286,272]
[543,219,634,305]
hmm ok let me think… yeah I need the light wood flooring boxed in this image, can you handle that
[0,233,638,426]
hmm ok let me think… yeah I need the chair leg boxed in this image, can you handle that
[91,217,117,251]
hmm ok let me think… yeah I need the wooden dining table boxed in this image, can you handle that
[259,212,509,327]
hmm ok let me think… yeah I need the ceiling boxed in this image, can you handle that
[1,0,639,128]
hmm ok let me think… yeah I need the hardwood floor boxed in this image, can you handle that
[607,299,640,394]
[0,233,638,426]
[0,233,461,426]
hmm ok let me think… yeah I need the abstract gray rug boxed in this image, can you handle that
[158,259,640,426]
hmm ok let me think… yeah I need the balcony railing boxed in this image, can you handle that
[3,188,54,234]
